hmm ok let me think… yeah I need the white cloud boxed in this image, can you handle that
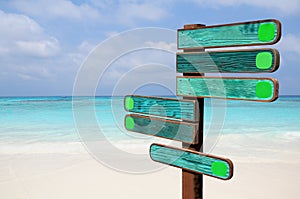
[117,3,169,25]
[67,41,98,67]
[279,34,300,55]
[0,10,60,58]
[72,26,177,96]
[99,63,176,96]
[10,0,101,21]
[17,73,40,81]
[144,41,177,52]
[18,65,53,78]
[78,41,97,54]
[192,0,300,15]
[9,0,170,26]
[105,31,121,38]
[0,10,62,83]
[15,38,60,57]
[0,11,42,40]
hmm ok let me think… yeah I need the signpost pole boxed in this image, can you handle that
[182,24,205,199]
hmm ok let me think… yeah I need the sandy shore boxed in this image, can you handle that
[0,136,299,199]
[0,154,181,199]
[1,154,299,199]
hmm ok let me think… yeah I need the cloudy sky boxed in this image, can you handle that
[0,0,300,96]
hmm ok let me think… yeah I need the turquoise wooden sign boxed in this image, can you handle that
[178,19,281,49]
[150,144,233,180]
[177,77,278,102]
[177,48,279,73]
[124,95,199,122]
[125,114,198,144]
[122,20,282,193]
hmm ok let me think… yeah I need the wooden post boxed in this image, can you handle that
[182,24,205,199]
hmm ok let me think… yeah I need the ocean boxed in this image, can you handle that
[0,96,299,149]
[0,96,299,178]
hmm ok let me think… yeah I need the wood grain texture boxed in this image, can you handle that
[181,33,206,199]
[125,114,198,144]
[176,77,278,102]
[124,95,199,122]
[177,48,279,73]
[178,19,281,49]
[150,143,233,180]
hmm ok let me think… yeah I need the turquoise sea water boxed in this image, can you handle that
[0,96,299,154]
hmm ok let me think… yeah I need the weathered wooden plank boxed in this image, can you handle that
[177,48,279,73]
[124,114,198,144]
[150,144,233,180]
[124,95,199,122]
[176,77,278,102]
[178,19,281,49]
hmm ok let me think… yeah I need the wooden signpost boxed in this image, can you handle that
[124,19,281,199]
[177,48,279,73]
[125,114,199,144]
[124,95,199,122]
[177,77,278,102]
[177,19,281,49]
[150,144,233,180]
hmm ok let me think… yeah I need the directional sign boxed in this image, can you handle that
[177,77,278,102]
[150,144,233,180]
[125,114,198,144]
[178,19,281,49]
[124,95,199,122]
[177,48,279,73]
[121,19,282,198]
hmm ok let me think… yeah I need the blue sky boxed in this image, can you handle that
[0,0,300,96]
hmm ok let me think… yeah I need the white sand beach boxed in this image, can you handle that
[0,138,299,199]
